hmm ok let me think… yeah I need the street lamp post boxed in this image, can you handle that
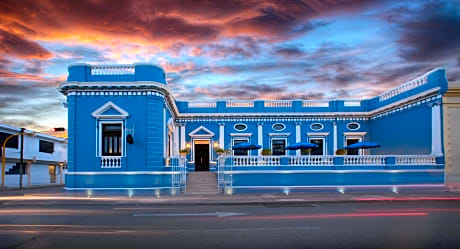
[1,129,34,188]
[19,128,24,189]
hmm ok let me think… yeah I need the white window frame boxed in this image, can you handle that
[234,123,248,131]
[310,123,324,131]
[307,132,329,156]
[97,120,125,157]
[344,136,363,155]
[272,123,286,131]
[347,122,361,131]
[270,137,287,156]
[308,137,326,156]
[232,137,249,156]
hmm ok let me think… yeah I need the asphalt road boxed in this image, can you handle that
[0,201,459,249]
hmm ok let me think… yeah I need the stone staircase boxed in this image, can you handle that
[186,172,218,195]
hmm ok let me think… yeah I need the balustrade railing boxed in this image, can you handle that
[302,100,329,107]
[233,156,281,166]
[170,156,187,194]
[344,100,361,107]
[289,156,334,166]
[101,156,122,168]
[217,155,440,167]
[264,100,292,108]
[188,101,217,108]
[226,100,254,108]
[90,65,135,75]
[379,75,428,101]
[395,155,436,165]
[343,155,386,165]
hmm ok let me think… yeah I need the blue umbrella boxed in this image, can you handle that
[285,142,319,150]
[345,141,381,149]
[232,143,262,150]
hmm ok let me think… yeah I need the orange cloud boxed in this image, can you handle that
[0,30,52,59]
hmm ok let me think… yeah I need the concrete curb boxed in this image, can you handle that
[0,184,63,191]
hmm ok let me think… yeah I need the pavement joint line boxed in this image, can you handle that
[1,197,460,207]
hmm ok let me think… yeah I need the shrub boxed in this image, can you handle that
[335,148,347,155]
[261,148,272,156]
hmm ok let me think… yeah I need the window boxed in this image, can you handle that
[233,139,249,156]
[346,138,360,155]
[271,139,286,156]
[234,123,247,131]
[310,123,323,131]
[0,132,19,149]
[309,138,324,155]
[347,122,360,130]
[272,123,285,131]
[102,123,122,156]
[167,133,172,157]
[39,140,54,153]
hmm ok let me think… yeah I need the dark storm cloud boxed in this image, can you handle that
[191,37,262,58]
[0,30,52,59]
[0,0,378,48]
[274,46,304,58]
[395,1,460,62]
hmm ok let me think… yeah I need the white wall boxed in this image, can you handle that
[443,83,460,184]
[1,124,67,188]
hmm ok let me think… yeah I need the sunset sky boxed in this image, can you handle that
[0,0,459,131]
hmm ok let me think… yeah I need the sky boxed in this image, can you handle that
[0,0,459,131]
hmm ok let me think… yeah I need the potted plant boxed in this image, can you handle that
[215,148,226,155]
[179,148,190,157]
[261,148,271,156]
[301,149,311,155]
[335,148,347,155]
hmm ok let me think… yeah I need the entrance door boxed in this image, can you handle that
[195,144,210,171]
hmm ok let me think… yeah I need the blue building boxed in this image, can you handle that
[59,64,447,195]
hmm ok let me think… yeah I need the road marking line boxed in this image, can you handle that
[133,212,247,217]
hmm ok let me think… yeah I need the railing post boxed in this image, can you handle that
[280,157,289,166]
[386,156,396,166]
[334,156,344,166]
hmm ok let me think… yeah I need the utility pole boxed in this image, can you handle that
[19,128,24,189]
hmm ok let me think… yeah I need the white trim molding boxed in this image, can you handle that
[230,133,252,137]
[307,132,330,137]
[91,101,129,119]
[269,132,291,137]
[343,132,367,136]
[189,125,215,137]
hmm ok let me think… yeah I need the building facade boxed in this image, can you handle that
[0,123,67,188]
[59,64,448,194]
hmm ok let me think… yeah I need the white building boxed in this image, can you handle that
[0,123,67,188]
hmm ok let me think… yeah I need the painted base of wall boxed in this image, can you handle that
[65,170,175,189]
[224,184,446,195]
[221,167,444,194]
[63,187,182,197]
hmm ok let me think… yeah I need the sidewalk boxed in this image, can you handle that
[1,185,460,206]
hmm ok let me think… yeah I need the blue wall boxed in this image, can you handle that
[71,94,165,172]
[67,64,167,84]
[369,102,432,155]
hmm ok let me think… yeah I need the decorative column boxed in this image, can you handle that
[257,122,263,156]
[173,124,179,156]
[431,102,443,156]
[295,122,301,156]
[180,124,186,150]
[333,121,337,155]
[163,107,166,158]
[219,123,225,149]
